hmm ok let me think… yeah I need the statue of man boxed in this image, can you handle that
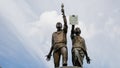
[70,25,90,68]
[46,4,68,68]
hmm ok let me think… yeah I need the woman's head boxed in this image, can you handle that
[74,27,81,35]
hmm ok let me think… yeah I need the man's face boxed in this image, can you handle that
[74,27,81,35]
[56,22,62,30]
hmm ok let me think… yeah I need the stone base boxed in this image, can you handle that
[57,66,82,68]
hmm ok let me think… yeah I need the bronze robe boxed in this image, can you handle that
[71,35,87,67]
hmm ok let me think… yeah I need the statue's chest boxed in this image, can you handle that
[74,36,82,43]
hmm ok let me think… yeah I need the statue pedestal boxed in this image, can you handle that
[57,66,82,68]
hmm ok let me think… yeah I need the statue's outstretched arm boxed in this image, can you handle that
[61,4,68,33]
[46,35,54,61]
[81,47,91,64]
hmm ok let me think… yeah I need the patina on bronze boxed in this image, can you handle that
[46,4,68,68]
[70,25,90,68]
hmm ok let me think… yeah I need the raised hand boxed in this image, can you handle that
[61,3,65,15]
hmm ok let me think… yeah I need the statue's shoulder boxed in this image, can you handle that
[79,36,85,41]
[52,32,56,35]
[81,36,84,40]
[53,30,64,34]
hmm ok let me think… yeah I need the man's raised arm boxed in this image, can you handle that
[61,4,68,33]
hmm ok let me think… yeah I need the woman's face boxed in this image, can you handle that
[74,27,81,35]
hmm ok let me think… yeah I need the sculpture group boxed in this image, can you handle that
[46,4,90,68]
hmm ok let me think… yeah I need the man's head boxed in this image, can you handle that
[74,27,81,35]
[56,22,62,30]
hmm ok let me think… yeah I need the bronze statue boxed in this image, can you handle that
[46,4,68,68]
[70,25,90,68]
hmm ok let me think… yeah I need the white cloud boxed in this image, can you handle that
[104,17,120,39]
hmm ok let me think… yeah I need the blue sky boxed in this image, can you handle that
[0,0,120,68]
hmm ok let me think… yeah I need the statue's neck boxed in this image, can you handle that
[76,34,80,36]
[57,28,62,31]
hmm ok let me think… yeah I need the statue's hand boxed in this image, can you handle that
[86,56,90,64]
[46,54,51,61]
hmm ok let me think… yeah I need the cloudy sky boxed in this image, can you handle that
[0,0,120,68]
